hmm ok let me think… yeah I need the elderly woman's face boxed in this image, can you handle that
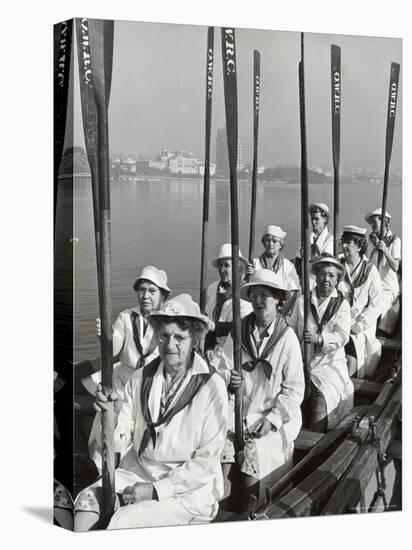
[341,237,361,259]
[157,322,193,369]
[262,235,282,256]
[217,258,232,284]
[136,281,163,315]
[316,265,339,296]
[248,285,280,323]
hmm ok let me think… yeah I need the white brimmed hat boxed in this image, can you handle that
[147,293,212,331]
[211,243,247,268]
[309,203,330,217]
[133,266,171,295]
[240,269,288,301]
[365,208,392,225]
[311,256,345,276]
[262,225,287,240]
[342,225,367,237]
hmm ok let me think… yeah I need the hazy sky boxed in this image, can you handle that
[73,20,402,173]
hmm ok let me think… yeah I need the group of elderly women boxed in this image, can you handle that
[54,201,401,531]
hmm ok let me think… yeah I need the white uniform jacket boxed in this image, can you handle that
[252,256,301,293]
[89,352,228,523]
[90,307,159,396]
[205,280,253,322]
[296,227,334,258]
[217,317,304,479]
[289,290,354,429]
[339,257,383,378]
[367,231,401,334]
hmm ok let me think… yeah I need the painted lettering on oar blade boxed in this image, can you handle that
[332,71,341,115]
[78,19,92,84]
[207,48,213,100]
[57,21,69,87]
[223,28,236,75]
[255,74,260,112]
[389,82,398,118]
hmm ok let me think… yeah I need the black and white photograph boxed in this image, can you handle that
[3,1,410,548]
[53,15,402,531]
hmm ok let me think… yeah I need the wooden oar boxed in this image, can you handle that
[378,62,400,271]
[331,45,341,256]
[221,27,244,454]
[247,50,261,273]
[76,18,101,291]
[199,27,214,313]
[54,20,73,233]
[299,33,311,398]
[88,18,115,520]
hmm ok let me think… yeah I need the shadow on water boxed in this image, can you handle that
[23,506,52,524]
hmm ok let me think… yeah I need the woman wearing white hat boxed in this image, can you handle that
[75,294,228,530]
[205,242,253,323]
[246,225,301,316]
[217,269,304,499]
[296,203,334,260]
[289,256,353,432]
[365,208,401,336]
[339,226,383,379]
[86,266,171,399]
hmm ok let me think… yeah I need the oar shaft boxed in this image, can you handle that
[221,27,244,453]
[331,45,341,256]
[248,50,260,265]
[299,34,311,393]
[199,27,214,313]
[88,19,116,519]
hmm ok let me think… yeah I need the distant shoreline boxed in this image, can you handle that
[58,173,401,186]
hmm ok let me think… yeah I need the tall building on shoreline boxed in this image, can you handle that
[215,126,244,176]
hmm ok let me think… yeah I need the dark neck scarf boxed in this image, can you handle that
[138,354,215,457]
[213,283,233,323]
[310,233,322,258]
[130,311,158,369]
[239,313,289,380]
[310,290,345,334]
[340,258,374,306]
[259,252,284,273]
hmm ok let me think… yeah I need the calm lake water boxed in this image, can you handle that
[55,177,402,362]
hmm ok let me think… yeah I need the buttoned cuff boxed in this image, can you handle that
[266,410,283,431]
[153,477,174,501]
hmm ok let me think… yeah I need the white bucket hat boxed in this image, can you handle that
[133,265,171,295]
[147,293,213,332]
[342,225,367,237]
[261,225,287,241]
[311,256,345,276]
[309,203,330,217]
[240,269,288,301]
[211,243,247,268]
[365,208,392,225]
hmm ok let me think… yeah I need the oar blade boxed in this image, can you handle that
[385,62,400,164]
[221,27,244,453]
